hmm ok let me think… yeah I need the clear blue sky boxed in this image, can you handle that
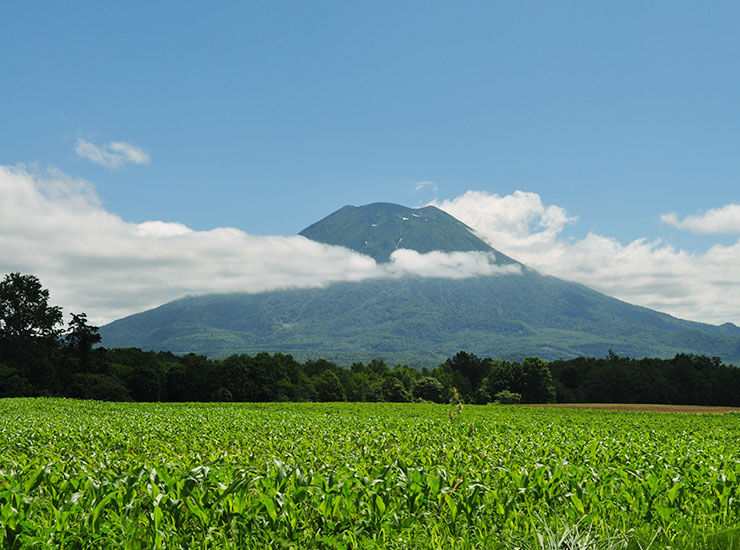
[3,2,740,326]
[3,1,739,245]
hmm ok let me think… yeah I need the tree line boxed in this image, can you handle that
[2,273,740,405]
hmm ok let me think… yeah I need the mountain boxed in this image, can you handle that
[100,203,740,365]
[299,202,518,264]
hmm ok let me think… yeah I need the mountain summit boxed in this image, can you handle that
[299,202,517,264]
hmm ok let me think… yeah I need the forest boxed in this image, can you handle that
[2,272,740,406]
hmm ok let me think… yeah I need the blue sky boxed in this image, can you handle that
[2,2,740,325]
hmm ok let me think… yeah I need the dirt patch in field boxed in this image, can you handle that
[527,403,740,414]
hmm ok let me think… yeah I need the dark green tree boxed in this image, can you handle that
[412,376,444,402]
[445,351,488,399]
[370,376,412,402]
[485,357,555,403]
[314,370,346,402]
[0,273,64,393]
[0,273,63,341]
[521,357,556,403]
[64,313,101,353]
[494,389,522,404]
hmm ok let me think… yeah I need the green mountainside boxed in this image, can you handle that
[99,274,740,366]
[100,202,740,365]
[299,202,517,263]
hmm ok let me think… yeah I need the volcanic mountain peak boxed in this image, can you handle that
[299,202,517,264]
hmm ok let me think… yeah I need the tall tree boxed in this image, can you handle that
[64,313,101,352]
[0,273,63,340]
[0,273,64,392]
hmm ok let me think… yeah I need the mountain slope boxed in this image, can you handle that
[299,202,517,264]
[100,273,740,365]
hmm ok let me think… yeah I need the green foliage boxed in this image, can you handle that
[370,376,412,402]
[484,357,556,404]
[64,312,101,354]
[550,353,740,406]
[314,370,346,402]
[0,272,63,340]
[0,273,65,392]
[3,400,740,548]
[98,272,740,366]
[413,376,445,403]
[494,389,522,404]
[0,362,30,397]
[211,386,233,402]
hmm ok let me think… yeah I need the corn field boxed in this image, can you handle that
[1,399,740,549]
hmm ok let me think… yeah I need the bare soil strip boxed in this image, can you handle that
[527,403,740,414]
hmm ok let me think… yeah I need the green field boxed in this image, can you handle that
[2,399,740,549]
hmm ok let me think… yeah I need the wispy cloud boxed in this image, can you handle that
[432,190,740,326]
[414,180,438,193]
[0,165,516,325]
[661,204,740,234]
[75,139,150,169]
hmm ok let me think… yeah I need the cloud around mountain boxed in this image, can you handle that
[431,191,740,326]
[0,165,514,325]
[2,163,740,326]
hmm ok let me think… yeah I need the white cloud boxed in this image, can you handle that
[136,221,193,238]
[75,139,150,168]
[5,165,740,328]
[0,165,517,326]
[431,190,577,257]
[661,204,740,234]
[415,180,438,193]
[385,249,521,279]
[432,190,740,326]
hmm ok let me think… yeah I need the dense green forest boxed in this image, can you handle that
[2,272,740,405]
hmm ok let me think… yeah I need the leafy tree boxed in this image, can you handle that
[445,351,488,399]
[371,376,412,402]
[412,376,444,403]
[485,358,555,403]
[211,386,234,402]
[166,353,214,401]
[494,389,522,404]
[0,362,31,397]
[485,360,524,397]
[314,370,346,402]
[64,313,101,352]
[0,273,64,392]
[0,273,63,340]
[521,357,556,403]
[67,372,130,401]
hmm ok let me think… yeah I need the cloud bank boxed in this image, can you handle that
[432,190,577,256]
[3,164,739,327]
[661,204,740,234]
[432,191,740,326]
[0,165,514,325]
[75,139,150,168]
